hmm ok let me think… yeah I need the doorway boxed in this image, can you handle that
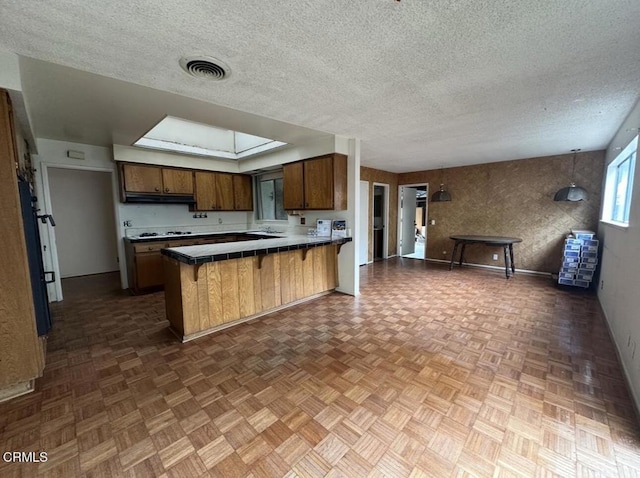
[48,168,119,279]
[398,184,428,259]
[372,183,389,261]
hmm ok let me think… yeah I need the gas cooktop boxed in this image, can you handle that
[137,231,192,238]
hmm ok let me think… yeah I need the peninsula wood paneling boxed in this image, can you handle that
[360,167,399,262]
[398,151,605,272]
[164,245,339,340]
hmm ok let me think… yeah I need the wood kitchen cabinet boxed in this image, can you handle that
[162,168,194,194]
[121,163,194,195]
[194,171,244,211]
[134,249,166,289]
[283,153,347,211]
[233,174,254,210]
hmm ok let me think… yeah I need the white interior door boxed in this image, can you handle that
[401,187,417,256]
[359,181,369,265]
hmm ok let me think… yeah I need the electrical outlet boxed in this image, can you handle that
[600,280,604,290]
[492,254,498,261]
[429,219,436,225]
[442,250,447,255]
[218,218,223,224]
[123,220,132,227]
[300,217,306,225]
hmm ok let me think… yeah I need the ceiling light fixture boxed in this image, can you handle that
[431,167,452,202]
[553,149,588,201]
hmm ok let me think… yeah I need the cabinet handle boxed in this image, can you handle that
[305,202,309,207]
[148,246,153,251]
[154,187,160,192]
[165,188,170,193]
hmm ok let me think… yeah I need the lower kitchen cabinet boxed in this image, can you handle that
[134,252,165,289]
[126,241,172,293]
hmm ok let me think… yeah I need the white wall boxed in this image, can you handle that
[598,97,640,411]
[48,168,119,277]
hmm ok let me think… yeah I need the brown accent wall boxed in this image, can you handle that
[360,167,399,262]
[398,151,605,273]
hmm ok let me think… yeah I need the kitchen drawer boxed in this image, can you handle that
[134,242,170,253]
[168,239,206,247]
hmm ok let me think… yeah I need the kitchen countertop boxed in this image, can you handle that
[124,230,283,243]
[161,234,352,265]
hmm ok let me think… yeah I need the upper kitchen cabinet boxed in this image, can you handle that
[194,171,236,211]
[122,163,163,193]
[120,163,194,202]
[283,153,347,210]
[161,168,194,195]
[233,174,254,211]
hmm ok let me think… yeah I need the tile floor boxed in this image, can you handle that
[1,259,639,477]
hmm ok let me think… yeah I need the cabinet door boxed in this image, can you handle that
[162,168,193,194]
[283,162,305,210]
[194,172,217,211]
[215,173,235,210]
[123,164,163,193]
[303,156,334,209]
[135,252,164,289]
[233,175,254,211]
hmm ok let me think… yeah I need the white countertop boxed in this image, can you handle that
[164,234,347,261]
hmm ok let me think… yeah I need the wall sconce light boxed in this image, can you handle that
[553,149,588,201]
[431,167,451,202]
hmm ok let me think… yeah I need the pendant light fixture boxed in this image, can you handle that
[553,149,588,201]
[431,167,451,202]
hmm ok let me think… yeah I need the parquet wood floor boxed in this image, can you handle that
[2,259,640,477]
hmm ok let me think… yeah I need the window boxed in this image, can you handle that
[133,116,287,160]
[255,171,288,221]
[602,135,637,226]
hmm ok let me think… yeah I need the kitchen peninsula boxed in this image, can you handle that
[162,234,352,341]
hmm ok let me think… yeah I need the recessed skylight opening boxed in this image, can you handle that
[133,116,287,160]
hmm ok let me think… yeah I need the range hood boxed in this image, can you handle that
[123,193,196,204]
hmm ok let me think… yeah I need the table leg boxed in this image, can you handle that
[503,245,510,279]
[459,243,467,267]
[449,241,459,270]
[509,244,515,274]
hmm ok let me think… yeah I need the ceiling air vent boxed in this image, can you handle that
[179,56,230,80]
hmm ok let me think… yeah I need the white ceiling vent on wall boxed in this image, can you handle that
[179,56,229,80]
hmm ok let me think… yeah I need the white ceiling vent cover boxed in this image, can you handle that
[179,56,230,80]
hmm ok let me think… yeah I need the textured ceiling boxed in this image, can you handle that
[1,0,639,173]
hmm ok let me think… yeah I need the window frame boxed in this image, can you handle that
[601,135,637,227]
[254,170,289,223]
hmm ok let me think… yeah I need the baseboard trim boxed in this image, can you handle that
[0,380,35,403]
[425,258,550,277]
[597,298,640,424]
